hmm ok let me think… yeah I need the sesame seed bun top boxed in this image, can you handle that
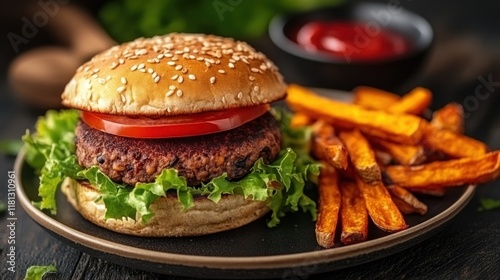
[61,33,287,116]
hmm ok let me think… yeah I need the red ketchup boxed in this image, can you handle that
[292,21,412,62]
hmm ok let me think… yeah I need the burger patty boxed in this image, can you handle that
[75,112,282,186]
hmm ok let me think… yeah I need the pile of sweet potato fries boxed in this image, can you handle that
[286,84,500,248]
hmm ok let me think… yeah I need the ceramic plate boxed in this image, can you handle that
[16,89,475,279]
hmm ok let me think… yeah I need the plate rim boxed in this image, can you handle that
[15,149,475,270]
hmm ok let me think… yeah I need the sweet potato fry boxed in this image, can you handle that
[431,103,464,134]
[291,112,313,127]
[386,87,432,115]
[387,185,428,215]
[315,166,341,248]
[353,86,400,110]
[286,84,425,144]
[408,188,445,197]
[385,151,500,188]
[311,120,348,170]
[339,129,381,183]
[374,150,393,166]
[422,122,488,158]
[339,181,368,245]
[355,175,408,232]
[370,138,427,166]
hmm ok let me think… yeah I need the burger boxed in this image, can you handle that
[23,33,317,237]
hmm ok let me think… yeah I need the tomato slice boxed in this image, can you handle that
[81,105,270,139]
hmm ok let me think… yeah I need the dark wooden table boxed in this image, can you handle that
[2,0,500,279]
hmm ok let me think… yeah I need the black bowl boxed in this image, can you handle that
[268,2,433,91]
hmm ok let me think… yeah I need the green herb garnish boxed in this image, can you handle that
[479,198,500,211]
[24,265,57,280]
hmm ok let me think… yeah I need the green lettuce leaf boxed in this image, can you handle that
[23,109,318,227]
[22,110,82,214]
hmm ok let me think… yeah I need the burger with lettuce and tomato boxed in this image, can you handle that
[23,33,317,237]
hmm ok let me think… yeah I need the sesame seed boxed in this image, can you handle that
[218,69,226,74]
[147,68,154,73]
[106,75,111,81]
[249,76,255,81]
[189,55,196,59]
[169,85,176,90]
[166,90,175,97]
[181,68,188,73]
[205,61,211,67]
[171,74,178,80]
[175,65,182,71]
[237,92,243,99]
[117,86,126,93]
[110,62,118,69]
[177,76,184,83]
[138,63,145,69]
[135,49,148,55]
[139,68,146,73]
[84,66,90,72]
[210,76,216,84]
[92,74,98,79]
[98,78,106,84]
[251,68,259,73]
[120,94,126,103]
[197,57,204,61]
[157,54,164,59]
[119,58,125,64]
[154,76,160,83]
[228,63,235,69]
[121,77,127,84]
[93,68,100,73]
[254,85,259,92]
[165,53,173,58]
[130,64,138,71]
[176,89,183,97]
[171,56,179,61]
[221,96,226,103]
[188,74,196,80]
[167,61,176,66]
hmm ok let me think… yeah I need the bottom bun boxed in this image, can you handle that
[61,178,270,237]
